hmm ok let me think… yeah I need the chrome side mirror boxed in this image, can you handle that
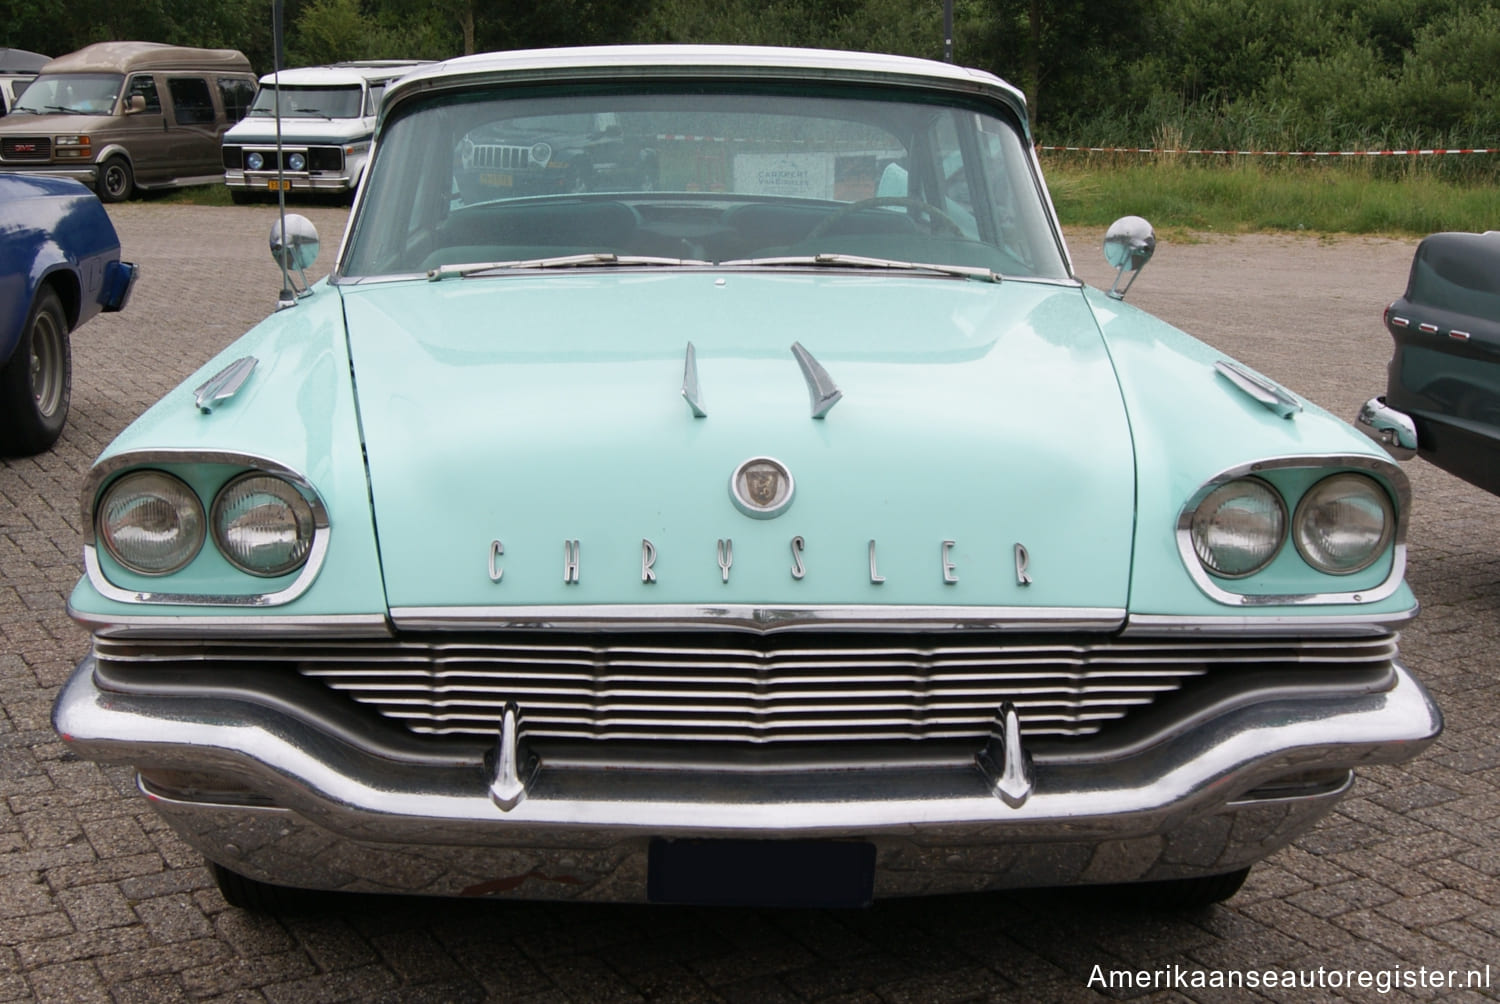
[270,214,320,309]
[1103,215,1156,300]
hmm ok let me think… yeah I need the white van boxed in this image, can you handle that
[221,61,428,202]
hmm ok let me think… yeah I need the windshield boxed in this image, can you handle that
[248,84,364,119]
[341,85,1068,281]
[12,73,122,115]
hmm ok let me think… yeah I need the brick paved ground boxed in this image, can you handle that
[1,203,1495,1002]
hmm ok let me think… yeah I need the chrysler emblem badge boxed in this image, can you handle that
[730,456,794,519]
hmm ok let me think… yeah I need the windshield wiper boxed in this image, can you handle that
[720,252,1002,283]
[429,252,711,281]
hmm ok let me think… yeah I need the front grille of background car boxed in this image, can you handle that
[92,631,1400,746]
[1,137,51,160]
[307,146,343,171]
[228,147,342,172]
[470,144,533,170]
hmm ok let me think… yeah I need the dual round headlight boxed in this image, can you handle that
[1190,473,1394,578]
[245,151,264,171]
[98,470,317,578]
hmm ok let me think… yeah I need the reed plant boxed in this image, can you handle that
[1043,155,1500,236]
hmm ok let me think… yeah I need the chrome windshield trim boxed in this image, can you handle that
[1175,454,1411,608]
[389,604,1126,633]
[81,449,331,608]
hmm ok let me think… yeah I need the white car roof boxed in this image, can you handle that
[384,45,1030,130]
[257,61,430,87]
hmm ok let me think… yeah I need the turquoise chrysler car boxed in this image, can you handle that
[53,46,1441,911]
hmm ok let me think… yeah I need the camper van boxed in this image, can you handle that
[0,42,256,201]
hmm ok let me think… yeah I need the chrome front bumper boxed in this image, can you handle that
[53,652,1441,902]
[1357,397,1419,460]
[225,169,354,193]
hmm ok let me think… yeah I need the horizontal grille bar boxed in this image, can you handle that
[94,631,1398,746]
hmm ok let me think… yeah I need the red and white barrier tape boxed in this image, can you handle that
[1037,145,1500,157]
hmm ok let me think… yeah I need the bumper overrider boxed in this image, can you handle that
[53,627,1441,904]
[1357,397,1419,460]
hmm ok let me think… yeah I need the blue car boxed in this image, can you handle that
[0,173,135,453]
[53,47,1439,912]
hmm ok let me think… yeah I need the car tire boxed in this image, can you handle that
[210,861,325,912]
[0,285,71,455]
[97,155,134,203]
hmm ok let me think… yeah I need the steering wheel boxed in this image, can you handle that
[804,196,965,241]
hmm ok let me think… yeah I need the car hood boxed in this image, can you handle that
[224,115,371,144]
[339,271,1136,615]
[0,110,118,134]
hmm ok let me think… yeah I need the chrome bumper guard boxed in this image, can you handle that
[1356,397,1419,460]
[53,653,1441,901]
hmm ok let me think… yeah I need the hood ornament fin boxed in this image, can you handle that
[193,356,258,414]
[1214,360,1301,419]
[791,341,842,419]
[682,341,707,418]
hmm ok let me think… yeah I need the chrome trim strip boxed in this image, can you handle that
[388,603,1126,633]
[1214,360,1301,419]
[790,341,843,419]
[81,449,331,608]
[1175,454,1411,608]
[1122,610,1417,636]
[70,608,391,639]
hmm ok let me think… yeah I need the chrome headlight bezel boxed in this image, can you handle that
[1175,454,1410,608]
[82,450,331,608]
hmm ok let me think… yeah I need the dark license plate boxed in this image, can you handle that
[647,838,876,908]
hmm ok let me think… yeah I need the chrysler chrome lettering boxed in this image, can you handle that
[716,538,733,583]
[482,536,1042,586]
[641,538,657,583]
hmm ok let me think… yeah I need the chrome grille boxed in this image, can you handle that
[93,631,1399,745]
[470,144,532,170]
